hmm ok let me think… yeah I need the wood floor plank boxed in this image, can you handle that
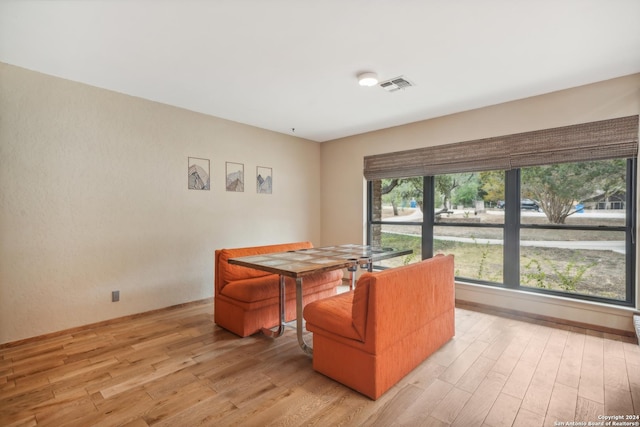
[0,387,55,427]
[85,387,156,427]
[425,337,474,368]
[556,331,586,388]
[121,418,150,427]
[439,340,489,385]
[429,386,472,424]
[0,335,73,361]
[575,396,604,422]
[520,329,566,416]
[301,386,371,426]
[141,379,217,425]
[603,345,635,416]
[99,356,196,399]
[450,371,507,427]
[604,337,627,359]
[0,299,636,426]
[6,353,65,381]
[579,335,605,404]
[150,393,237,427]
[604,356,631,391]
[143,370,202,400]
[48,357,119,384]
[31,394,98,426]
[625,355,640,414]
[1,413,37,427]
[546,382,578,422]
[512,408,545,427]
[518,325,551,366]
[502,359,537,399]
[50,371,113,402]
[491,334,533,378]
[393,378,453,425]
[455,356,496,393]
[1,373,51,401]
[481,329,518,361]
[85,363,155,398]
[453,309,484,336]
[458,314,499,342]
[218,383,317,426]
[483,392,521,427]
[623,341,640,362]
[222,374,286,410]
[397,357,446,392]
[361,383,425,427]
[605,387,635,418]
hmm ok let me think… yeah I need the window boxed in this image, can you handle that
[368,159,635,305]
[365,116,638,306]
[517,159,631,302]
[433,171,504,283]
[370,177,423,268]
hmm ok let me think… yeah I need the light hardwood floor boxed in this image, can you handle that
[1,299,639,426]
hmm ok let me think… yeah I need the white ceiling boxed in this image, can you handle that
[1,0,639,142]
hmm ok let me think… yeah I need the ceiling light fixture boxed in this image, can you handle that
[358,72,378,87]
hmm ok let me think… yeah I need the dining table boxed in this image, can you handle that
[228,244,413,355]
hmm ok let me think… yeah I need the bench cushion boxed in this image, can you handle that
[216,241,313,290]
[221,270,343,303]
[303,291,361,341]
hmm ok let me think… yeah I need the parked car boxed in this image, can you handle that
[496,199,540,211]
[521,199,541,211]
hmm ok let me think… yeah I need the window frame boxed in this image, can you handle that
[367,158,636,307]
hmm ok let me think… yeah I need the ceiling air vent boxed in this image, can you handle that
[379,76,414,92]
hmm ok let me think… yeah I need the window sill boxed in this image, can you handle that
[455,280,637,337]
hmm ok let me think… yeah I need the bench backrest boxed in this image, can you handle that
[352,254,455,352]
[214,241,313,294]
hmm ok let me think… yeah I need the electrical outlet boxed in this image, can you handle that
[112,290,120,302]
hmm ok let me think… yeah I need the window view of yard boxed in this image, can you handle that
[370,159,631,303]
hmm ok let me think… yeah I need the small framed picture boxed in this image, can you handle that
[257,166,272,194]
[225,162,244,192]
[188,157,210,190]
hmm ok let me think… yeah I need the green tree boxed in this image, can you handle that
[480,171,505,204]
[381,178,423,214]
[521,160,625,224]
[399,177,424,211]
[435,173,475,210]
[593,159,626,209]
[453,175,481,207]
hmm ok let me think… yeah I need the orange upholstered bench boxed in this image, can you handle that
[303,254,455,400]
[214,241,344,337]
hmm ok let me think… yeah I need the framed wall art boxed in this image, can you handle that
[225,162,244,192]
[256,166,272,194]
[187,157,210,190]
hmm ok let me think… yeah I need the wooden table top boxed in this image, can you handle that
[228,244,413,278]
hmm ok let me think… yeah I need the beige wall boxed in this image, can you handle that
[320,73,640,333]
[0,63,323,344]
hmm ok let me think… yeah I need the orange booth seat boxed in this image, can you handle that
[214,241,344,337]
[303,254,455,400]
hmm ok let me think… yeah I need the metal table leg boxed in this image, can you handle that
[260,275,286,337]
[359,256,373,272]
[295,277,313,356]
[347,259,358,290]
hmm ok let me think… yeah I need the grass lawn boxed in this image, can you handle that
[379,231,627,301]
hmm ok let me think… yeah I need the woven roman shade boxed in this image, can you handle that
[363,115,639,180]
